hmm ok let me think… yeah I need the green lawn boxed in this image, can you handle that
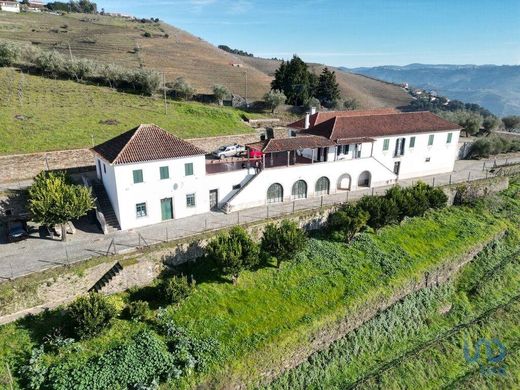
[0,187,514,389]
[0,67,257,155]
[267,179,520,390]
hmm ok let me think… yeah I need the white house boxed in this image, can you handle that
[0,1,20,12]
[91,110,461,231]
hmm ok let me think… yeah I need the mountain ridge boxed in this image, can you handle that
[341,64,520,116]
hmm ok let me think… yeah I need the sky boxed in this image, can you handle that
[96,0,520,67]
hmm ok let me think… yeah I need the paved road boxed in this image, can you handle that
[1,154,519,281]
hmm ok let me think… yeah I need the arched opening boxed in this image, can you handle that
[315,176,330,196]
[358,171,372,188]
[337,173,352,190]
[267,183,283,203]
[291,180,307,200]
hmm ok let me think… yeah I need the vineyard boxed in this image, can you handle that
[267,180,520,390]
[0,179,518,389]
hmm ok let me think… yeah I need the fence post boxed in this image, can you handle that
[237,211,240,224]
[267,205,269,219]
[205,218,207,230]
[292,201,295,213]
[467,171,471,182]
[449,174,452,185]
[346,191,349,202]
[505,158,509,165]
[483,161,486,171]
[432,177,435,187]
[166,228,168,242]
[321,195,323,208]
[371,188,375,196]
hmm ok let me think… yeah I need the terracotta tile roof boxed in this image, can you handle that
[301,111,461,141]
[92,124,206,164]
[247,135,335,153]
[288,108,399,129]
[336,137,376,144]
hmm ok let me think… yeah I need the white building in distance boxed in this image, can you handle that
[0,1,20,12]
[92,110,461,231]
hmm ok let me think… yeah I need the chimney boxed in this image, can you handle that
[304,112,310,129]
[310,106,317,115]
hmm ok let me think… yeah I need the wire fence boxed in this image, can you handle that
[1,156,519,281]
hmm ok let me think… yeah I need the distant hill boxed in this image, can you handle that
[343,64,520,116]
[0,11,410,108]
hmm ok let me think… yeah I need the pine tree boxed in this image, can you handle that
[316,67,340,108]
[271,55,317,106]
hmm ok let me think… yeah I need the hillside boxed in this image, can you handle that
[0,68,255,155]
[0,11,410,107]
[345,64,520,116]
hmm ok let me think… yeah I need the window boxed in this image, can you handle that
[232,184,241,190]
[133,169,143,184]
[160,166,169,180]
[409,136,416,148]
[186,193,196,208]
[383,139,390,151]
[315,177,330,196]
[425,157,431,162]
[428,134,434,146]
[447,132,453,144]
[136,202,147,218]
[267,183,283,203]
[184,162,194,176]
[394,137,405,157]
[343,144,350,154]
[292,180,307,200]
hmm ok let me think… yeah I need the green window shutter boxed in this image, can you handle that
[383,139,390,151]
[133,169,143,183]
[160,166,169,180]
[447,133,453,144]
[428,134,434,146]
[185,163,194,176]
[410,136,416,148]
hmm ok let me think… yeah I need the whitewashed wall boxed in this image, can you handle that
[372,130,460,179]
[110,155,207,230]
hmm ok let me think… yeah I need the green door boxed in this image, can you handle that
[161,198,173,220]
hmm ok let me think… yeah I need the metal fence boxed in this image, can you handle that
[1,156,519,281]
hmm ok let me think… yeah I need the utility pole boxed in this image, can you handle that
[163,72,167,115]
[244,69,248,107]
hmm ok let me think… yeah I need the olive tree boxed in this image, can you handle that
[212,84,230,105]
[171,77,195,101]
[0,40,21,67]
[263,89,286,113]
[28,171,94,241]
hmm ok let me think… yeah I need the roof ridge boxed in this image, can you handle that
[112,124,143,164]
[328,117,339,140]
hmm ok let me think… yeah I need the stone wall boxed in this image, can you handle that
[0,149,94,183]
[0,129,289,183]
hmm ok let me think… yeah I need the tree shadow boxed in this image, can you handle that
[16,308,69,345]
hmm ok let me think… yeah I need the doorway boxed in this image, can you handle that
[160,198,173,220]
[393,161,401,175]
[209,189,219,210]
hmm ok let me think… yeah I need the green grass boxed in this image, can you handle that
[265,179,520,390]
[0,67,257,155]
[0,188,514,389]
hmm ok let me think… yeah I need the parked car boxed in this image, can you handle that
[212,143,246,159]
[7,220,28,242]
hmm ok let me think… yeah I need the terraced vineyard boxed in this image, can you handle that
[266,181,520,390]
[0,68,256,154]
[0,11,411,104]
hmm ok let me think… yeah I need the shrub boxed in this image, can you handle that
[0,40,21,67]
[260,220,306,267]
[212,84,230,105]
[124,300,149,321]
[143,31,152,38]
[169,77,195,100]
[44,331,176,389]
[67,292,117,339]
[160,275,191,304]
[468,136,520,159]
[205,226,259,283]
[327,204,369,242]
[357,195,399,229]
[35,50,66,77]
